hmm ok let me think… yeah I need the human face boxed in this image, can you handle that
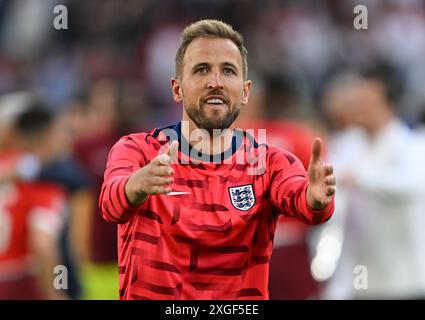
[346,80,390,133]
[171,37,252,133]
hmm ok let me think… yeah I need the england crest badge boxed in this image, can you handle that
[228,184,255,211]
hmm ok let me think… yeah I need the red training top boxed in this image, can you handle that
[99,122,334,300]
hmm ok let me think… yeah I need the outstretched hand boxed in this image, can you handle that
[125,140,179,205]
[306,138,336,210]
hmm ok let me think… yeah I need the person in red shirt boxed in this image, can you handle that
[99,19,336,300]
[0,177,66,299]
[0,102,67,300]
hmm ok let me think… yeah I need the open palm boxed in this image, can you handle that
[306,138,336,210]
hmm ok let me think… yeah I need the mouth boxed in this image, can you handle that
[203,95,228,109]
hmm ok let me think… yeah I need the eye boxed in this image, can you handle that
[196,67,209,74]
[223,67,236,76]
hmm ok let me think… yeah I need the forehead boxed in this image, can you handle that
[350,81,383,102]
[183,37,243,70]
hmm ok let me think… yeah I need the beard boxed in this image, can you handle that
[185,102,240,134]
[183,95,240,134]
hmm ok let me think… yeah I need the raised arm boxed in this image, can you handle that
[269,138,335,225]
[124,140,178,205]
[99,137,177,224]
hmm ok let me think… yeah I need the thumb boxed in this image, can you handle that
[158,140,179,164]
[310,137,322,165]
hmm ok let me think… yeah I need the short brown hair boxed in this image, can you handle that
[175,19,248,80]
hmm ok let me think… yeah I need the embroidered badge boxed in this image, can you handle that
[228,184,255,211]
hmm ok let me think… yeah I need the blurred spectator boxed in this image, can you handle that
[71,79,128,299]
[317,68,425,299]
[0,92,32,164]
[36,106,94,300]
[0,99,67,299]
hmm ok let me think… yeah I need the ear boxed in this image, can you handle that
[171,77,183,103]
[241,80,253,105]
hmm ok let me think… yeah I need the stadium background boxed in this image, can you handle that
[1,0,425,300]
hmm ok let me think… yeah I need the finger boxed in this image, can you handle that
[151,176,174,186]
[310,137,322,164]
[154,153,171,166]
[152,166,174,177]
[325,185,336,196]
[151,185,172,195]
[323,164,333,175]
[325,175,336,185]
[166,140,179,163]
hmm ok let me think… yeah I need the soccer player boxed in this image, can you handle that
[99,19,336,300]
[0,102,67,300]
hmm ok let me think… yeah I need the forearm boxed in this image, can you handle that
[124,170,149,205]
[99,136,151,224]
[99,175,141,224]
[275,178,334,225]
[294,182,334,225]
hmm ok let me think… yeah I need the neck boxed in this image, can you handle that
[181,118,235,156]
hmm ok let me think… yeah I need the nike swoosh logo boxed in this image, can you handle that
[166,191,191,196]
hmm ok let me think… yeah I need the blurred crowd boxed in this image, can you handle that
[1,0,425,299]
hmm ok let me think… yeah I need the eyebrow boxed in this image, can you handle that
[223,62,238,70]
[191,62,239,73]
[192,62,209,72]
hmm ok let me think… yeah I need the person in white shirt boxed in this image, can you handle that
[316,69,425,299]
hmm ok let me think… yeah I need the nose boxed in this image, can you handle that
[206,70,224,89]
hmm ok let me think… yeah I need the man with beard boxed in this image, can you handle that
[99,19,336,300]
